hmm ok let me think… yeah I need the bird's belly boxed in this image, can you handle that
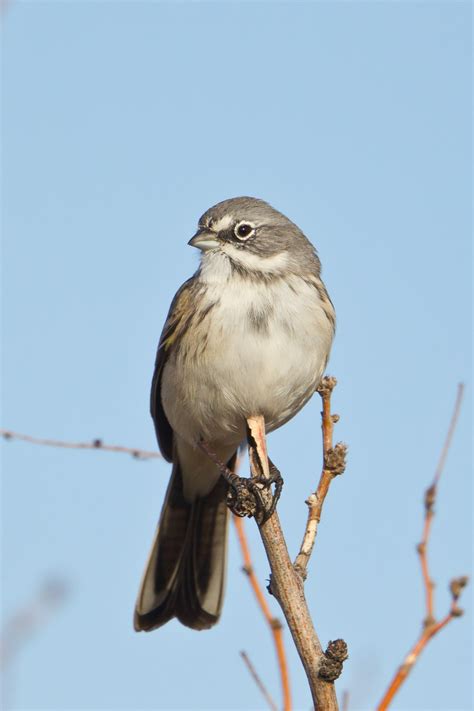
[213,326,320,424]
[161,301,330,447]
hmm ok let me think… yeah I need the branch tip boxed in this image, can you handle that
[317,375,338,398]
[450,576,468,601]
[294,375,345,581]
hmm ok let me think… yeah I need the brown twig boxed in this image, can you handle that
[239,650,278,711]
[419,383,465,627]
[233,515,291,711]
[377,581,467,711]
[246,414,346,711]
[0,429,161,461]
[294,376,347,577]
[377,384,468,711]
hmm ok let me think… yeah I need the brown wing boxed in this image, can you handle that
[150,278,196,462]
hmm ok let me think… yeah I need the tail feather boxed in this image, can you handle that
[134,454,234,632]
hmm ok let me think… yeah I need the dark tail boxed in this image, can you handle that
[134,456,233,632]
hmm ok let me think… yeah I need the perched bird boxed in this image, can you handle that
[134,197,335,632]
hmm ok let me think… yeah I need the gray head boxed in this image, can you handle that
[188,197,321,277]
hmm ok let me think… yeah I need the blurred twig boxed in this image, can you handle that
[294,376,347,577]
[239,650,278,711]
[1,429,160,460]
[341,689,350,711]
[377,384,468,710]
[1,579,69,669]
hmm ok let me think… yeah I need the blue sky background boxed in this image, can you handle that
[1,2,472,710]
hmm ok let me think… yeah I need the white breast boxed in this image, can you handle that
[161,253,334,448]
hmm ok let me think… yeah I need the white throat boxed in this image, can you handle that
[199,245,289,284]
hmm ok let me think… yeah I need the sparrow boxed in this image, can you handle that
[134,196,335,632]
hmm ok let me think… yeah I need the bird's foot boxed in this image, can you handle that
[225,474,263,519]
[197,440,282,522]
[226,456,284,523]
[226,464,282,523]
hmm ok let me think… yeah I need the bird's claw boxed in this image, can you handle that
[227,460,283,523]
[197,439,283,523]
[226,475,261,518]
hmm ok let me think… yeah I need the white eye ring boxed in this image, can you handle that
[234,221,256,241]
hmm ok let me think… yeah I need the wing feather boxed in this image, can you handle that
[150,278,196,461]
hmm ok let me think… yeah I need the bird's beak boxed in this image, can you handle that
[188,229,220,251]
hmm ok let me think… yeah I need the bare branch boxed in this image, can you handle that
[377,384,468,710]
[239,650,278,711]
[0,429,160,461]
[294,376,347,577]
[246,414,346,711]
[233,514,291,710]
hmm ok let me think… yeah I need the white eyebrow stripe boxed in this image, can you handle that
[212,215,233,231]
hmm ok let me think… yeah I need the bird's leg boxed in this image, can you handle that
[246,415,284,523]
[197,440,260,518]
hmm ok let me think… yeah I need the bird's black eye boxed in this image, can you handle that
[234,222,254,240]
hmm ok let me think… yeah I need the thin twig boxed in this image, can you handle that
[239,650,278,711]
[1,579,68,669]
[294,376,347,577]
[419,384,465,624]
[246,414,346,711]
[341,689,350,711]
[377,584,467,711]
[377,384,468,710]
[432,384,465,488]
[233,515,291,711]
[0,429,160,461]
